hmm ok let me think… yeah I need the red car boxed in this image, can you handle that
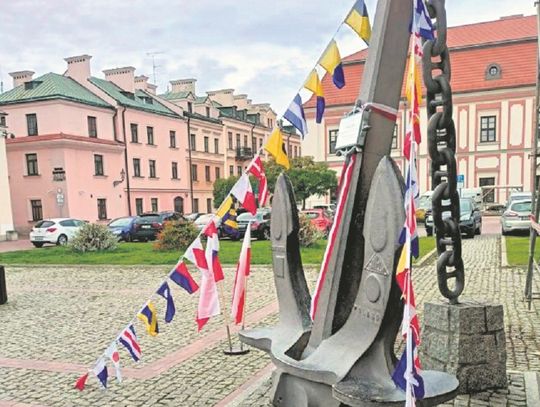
[302,209,333,234]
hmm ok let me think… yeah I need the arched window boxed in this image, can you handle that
[174,196,184,214]
[485,63,501,80]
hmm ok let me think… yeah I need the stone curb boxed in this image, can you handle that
[500,235,509,268]
[415,247,437,267]
[524,371,540,406]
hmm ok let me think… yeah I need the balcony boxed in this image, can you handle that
[236,147,254,160]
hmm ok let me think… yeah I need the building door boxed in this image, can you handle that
[479,177,496,203]
[173,196,184,214]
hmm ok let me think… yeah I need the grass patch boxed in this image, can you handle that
[0,237,434,266]
[504,235,539,266]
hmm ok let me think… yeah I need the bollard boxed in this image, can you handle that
[0,266,7,305]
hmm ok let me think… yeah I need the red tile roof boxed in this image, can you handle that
[306,15,537,109]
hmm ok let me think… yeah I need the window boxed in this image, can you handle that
[130,123,139,143]
[391,124,398,149]
[229,165,234,176]
[30,199,43,221]
[192,164,198,181]
[268,118,273,128]
[133,158,141,177]
[215,167,221,180]
[214,138,219,154]
[237,166,242,176]
[236,133,241,149]
[97,199,107,220]
[149,160,156,178]
[151,198,158,212]
[26,114,38,136]
[479,177,496,203]
[480,116,496,143]
[88,116,97,138]
[174,196,184,213]
[294,146,298,157]
[187,101,193,113]
[204,136,209,153]
[228,132,233,149]
[147,126,154,145]
[259,138,263,148]
[244,135,248,147]
[135,198,143,215]
[329,129,338,154]
[193,198,199,212]
[206,198,212,213]
[252,136,257,152]
[26,153,38,176]
[190,134,196,150]
[486,63,502,80]
[205,165,211,182]
[172,162,178,179]
[94,154,104,176]
[169,131,176,148]
[206,106,210,117]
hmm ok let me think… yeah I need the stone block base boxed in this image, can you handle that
[421,299,507,394]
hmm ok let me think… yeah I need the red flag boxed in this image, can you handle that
[231,174,257,215]
[74,372,89,391]
[248,156,269,207]
[203,220,224,282]
[196,266,221,331]
[231,225,252,325]
[184,237,208,272]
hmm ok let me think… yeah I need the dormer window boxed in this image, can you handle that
[485,63,501,80]
[141,96,153,105]
[120,91,135,100]
[24,81,42,91]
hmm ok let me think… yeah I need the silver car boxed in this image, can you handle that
[501,200,532,235]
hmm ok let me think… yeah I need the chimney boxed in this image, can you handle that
[64,54,92,83]
[9,71,34,88]
[103,67,136,93]
[206,89,235,107]
[147,83,157,95]
[170,78,197,94]
[134,75,149,90]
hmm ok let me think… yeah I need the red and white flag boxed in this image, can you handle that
[184,237,208,272]
[231,174,257,215]
[104,341,122,383]
[248,156,269,207]
[231,224,252,325]
[196,265,221,331]
[203,219,224,282]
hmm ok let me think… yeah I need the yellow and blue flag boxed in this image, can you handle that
[345,0,372,45]
[319,40,345,89]
[138,302,159,336]
[264,128,290,169]
[304,70,325,124]
[217,196,239,238]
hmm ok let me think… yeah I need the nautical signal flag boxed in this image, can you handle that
[248,156,269,207]
[138,302,159,337]
[283,93,308,139]
[118,324,142,362]
[304,70,325,124]
[231,224,251,325]
[196,266,221,331]
[92,358,108,389]
[345,0,372,44]
[203,220,225,283]
[319,40,345,89]
[169,261,199,294]
[412,0,434,41]
[184,237,209,272]
[264,128,290,170]
[231,175,257,215]
[157,281,176,323]
[74,372,89,391]
[392,340,425,402]
[104,342,122,383]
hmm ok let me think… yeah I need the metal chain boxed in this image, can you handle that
[422,0,464,304]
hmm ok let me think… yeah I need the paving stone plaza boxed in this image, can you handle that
[0,235,539,406]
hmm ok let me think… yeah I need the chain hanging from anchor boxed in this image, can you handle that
[422,0,464,304]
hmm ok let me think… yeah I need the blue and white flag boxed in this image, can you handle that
[411,0,434,40]
[92,358,108,389]
[157,281,176,323]
[283,93,308,139]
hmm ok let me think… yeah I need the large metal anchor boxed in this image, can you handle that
[239,0,459,405]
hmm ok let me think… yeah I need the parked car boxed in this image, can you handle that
[504,192,532,209]
[313,204,336,217]
[29,218,86,247]
[144,211,183,226]
[107,216,137,241]
[301,209,333,235]
[235,209,271,240]
[425,198,482,238]
[131,214,163,242]
[501,199,532,235]
[184,212,202,222]
[193,214,214,231]
[416,191,433,223]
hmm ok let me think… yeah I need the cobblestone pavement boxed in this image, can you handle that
[0,235,539,406]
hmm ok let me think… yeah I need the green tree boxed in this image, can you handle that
[213,176,239,208]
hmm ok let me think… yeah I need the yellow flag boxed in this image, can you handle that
[304,70,323,97]
[137,302,159,337]
[405,54,423,106]
[216,195,233,218]
[345,0,372,44]
[264,128,290,170]
[319,40,342,74]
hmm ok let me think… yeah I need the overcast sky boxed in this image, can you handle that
[0,1,534,114]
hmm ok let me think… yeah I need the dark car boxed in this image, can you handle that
[107,216,137,241]
[236,209,271,240]
[425,197,482,238]
[144,211,183,225]
[132,214,163,241]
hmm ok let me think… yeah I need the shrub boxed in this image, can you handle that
[70,223,118,253]
[154,220,199,251]
[297,213,322,247]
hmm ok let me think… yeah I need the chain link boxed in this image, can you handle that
[422,0,464,304]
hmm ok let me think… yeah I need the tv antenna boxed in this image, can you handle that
[146,51,165,85]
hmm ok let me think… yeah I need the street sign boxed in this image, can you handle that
[56,193,64,206]
[457,174,465,189]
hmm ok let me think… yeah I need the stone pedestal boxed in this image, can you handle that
[421,300,507,394]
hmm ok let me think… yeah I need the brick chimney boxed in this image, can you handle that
[207,89,235,107]
[134,75,149,90]
[103,67,135,93]
[64,54,92,83]
[170,78,197,94]
[9,71,34,88]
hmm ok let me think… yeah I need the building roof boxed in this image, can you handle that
[0,73,112,109]
[90,77,180,117]
[160,91,193,101]
[306,14,537,109]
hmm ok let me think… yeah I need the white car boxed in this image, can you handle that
[29,218,86,247]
